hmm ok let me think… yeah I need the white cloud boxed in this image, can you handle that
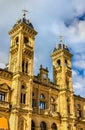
[73,60,85,70]
[72,69,85,96]
[0,0,85,97]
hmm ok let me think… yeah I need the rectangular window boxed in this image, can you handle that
[39,101,45,110]
[0,92,5,101]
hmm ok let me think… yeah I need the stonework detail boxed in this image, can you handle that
[0,15,85,130]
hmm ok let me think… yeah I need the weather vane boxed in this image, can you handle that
[22,9,28,17]
[60,35,63,42]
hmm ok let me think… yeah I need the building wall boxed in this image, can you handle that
[0,16,85,130]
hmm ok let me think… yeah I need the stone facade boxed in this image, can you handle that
[0,15,85,130]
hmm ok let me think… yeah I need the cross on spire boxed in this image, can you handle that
[59,35,63,43]
[22,9,28,18]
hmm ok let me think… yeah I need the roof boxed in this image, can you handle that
[53,43,69,52]
[13,17,34,29]
[53,36,70,52]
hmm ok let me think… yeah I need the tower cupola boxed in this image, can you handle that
[51,37,73,89]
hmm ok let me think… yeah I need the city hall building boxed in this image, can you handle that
[0,14,85,130]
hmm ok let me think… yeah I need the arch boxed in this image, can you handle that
[57,59,61,66]
[18,117,25,130]
[21,85,26,89]
[40,121,46,130]
[15,36,19,44]
[24,37,29,44]
[40,94,45,99]
[65,59,68,66]
[51,123,57,130]
[20,84,27,104]
[31,120,35,130]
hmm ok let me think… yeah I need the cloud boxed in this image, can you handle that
[72,69,85,96]
[0,0,85,97]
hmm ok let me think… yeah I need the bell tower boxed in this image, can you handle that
[8,14,37,75]
[8,13,37,130]
[51,37,75,130]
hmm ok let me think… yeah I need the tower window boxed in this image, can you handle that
[22,60,25,72]
[26,62,28,73]
[65,59,67,66]
[24,37,29,44]
[15,37,19,44]
[20,85,26,104]
[67,98,70,114]
[22,60,28,73]
[57,59,61,66]
[20,93,26,104]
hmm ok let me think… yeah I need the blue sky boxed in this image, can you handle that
[0,0,85,97]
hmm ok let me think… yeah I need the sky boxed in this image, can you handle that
[0,0,85,97]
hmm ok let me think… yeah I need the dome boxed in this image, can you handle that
[13,17,34,29]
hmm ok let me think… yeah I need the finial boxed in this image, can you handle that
[22,9,28,18]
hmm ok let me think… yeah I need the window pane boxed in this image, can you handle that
[39,101,45,109]
[0,92,5,101]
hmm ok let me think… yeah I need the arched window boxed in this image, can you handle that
[24,37,29,44]
[57,59,61,66]
[15,36,19,44]
[20,85,26,104]
[39,94,45,110]
[22,60,28,73]
[40,121,46,130]
[19,118,24,130]
[40,94,45,99]
[51,123,57,130]
[65,59,67,66]
[31,120,35,130]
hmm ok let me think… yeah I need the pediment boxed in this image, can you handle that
[0,83,10,91]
